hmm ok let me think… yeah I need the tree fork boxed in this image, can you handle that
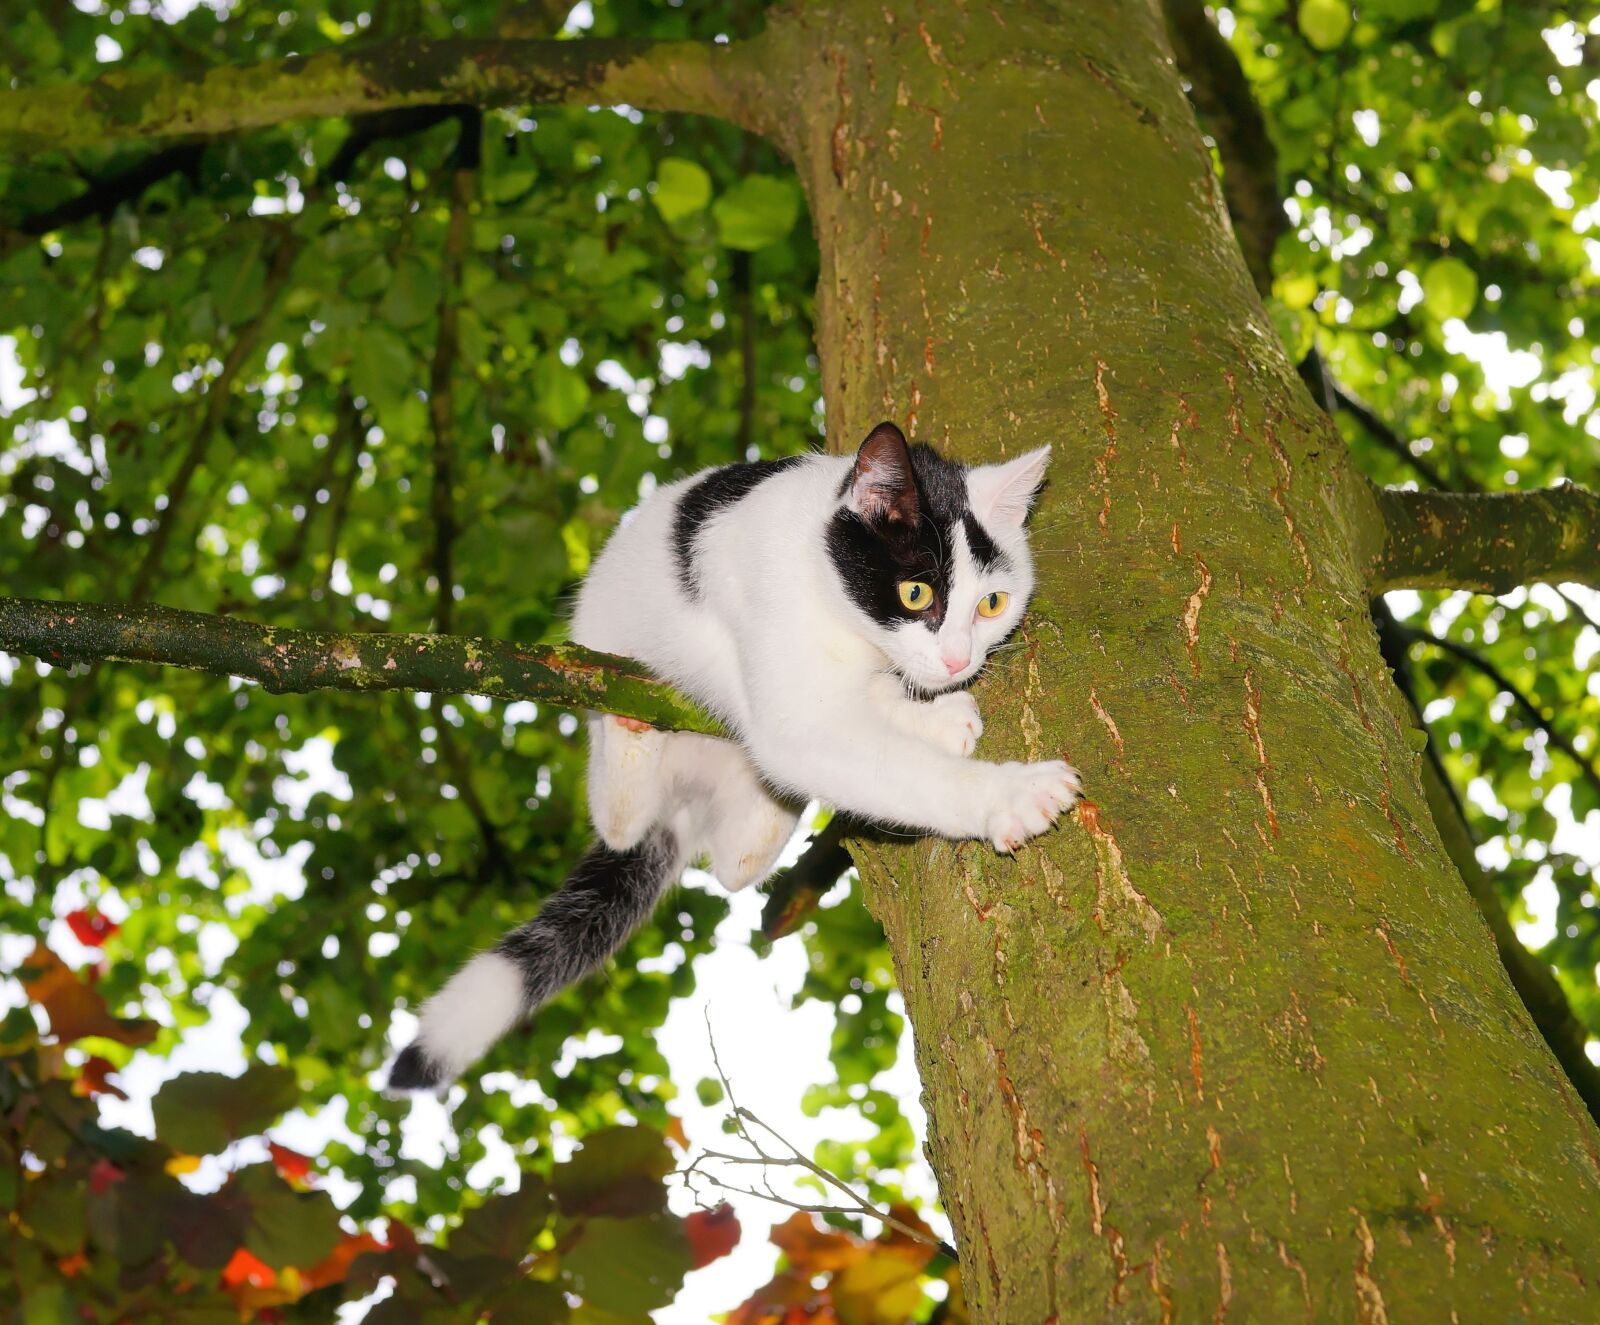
[762,0,1600,1318]
[0,597,722,735]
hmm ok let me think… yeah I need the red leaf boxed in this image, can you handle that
[267,1142,313,1185]
[685,1202,742,1269]
[221,1247,277,1290]
[88,1160,124,1195]
[65,909,118,948]
[301,1231,387,1291]
[75,1056,128,1101]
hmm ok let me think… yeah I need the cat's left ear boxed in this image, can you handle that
[968,446,1051,528]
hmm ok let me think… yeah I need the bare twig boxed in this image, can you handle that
[685,1012,958,1262]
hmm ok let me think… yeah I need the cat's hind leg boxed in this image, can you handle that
[662,735,799,892]
[586,713,667,851]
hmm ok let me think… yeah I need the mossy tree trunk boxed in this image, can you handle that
[756,1,1600,1319]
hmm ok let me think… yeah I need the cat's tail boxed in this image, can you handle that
[385,827,683,1093]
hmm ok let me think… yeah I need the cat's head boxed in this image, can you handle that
[827,422,1050,694]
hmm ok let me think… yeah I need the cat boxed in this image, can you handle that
[386,422,1080,1091]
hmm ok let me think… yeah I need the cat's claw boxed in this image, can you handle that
[921,690,983,757]
[986,760,1082,853]
[614,716,653,733]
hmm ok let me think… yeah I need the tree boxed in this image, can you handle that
[3,0,1600,1320]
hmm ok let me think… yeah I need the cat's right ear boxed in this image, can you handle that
[847,422,920,524]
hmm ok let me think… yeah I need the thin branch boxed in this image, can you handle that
[1160,0,1283,295]
[1371,484,1600,595]
[691,1012,957,1262]
[428,109,479,634]
[4,142,205,240]
[1334,382,1468,493]
[1396,623,1600,810]
[0,597,725,735]
[0,35,775,157]
[760,817,855,939]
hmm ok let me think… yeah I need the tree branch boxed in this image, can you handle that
[0,36,773,156]
[1334,383,1472,493]
[1395,622,1600,810]
[0,597,724,735]
[1160,0,1283,295]
[1371,484,1600,594]
[760,817,855,939]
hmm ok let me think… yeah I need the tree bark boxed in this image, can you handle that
[751,1,1600,1318]
[0,35,774,154]
[0,597,722,734]
[1372,484,1600,593]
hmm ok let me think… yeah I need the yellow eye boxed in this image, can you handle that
[977,591,1009,618]
[898,580,934,611]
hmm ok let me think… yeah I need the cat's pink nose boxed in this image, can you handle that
[942,653,969,675]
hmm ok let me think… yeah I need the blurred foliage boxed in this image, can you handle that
[0,0,1598,1319]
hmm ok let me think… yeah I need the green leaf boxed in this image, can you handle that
[1421,256,1478,321]
[449,1179,553,1260]
[152,1064,298,1155]
[562,1214,690,1314]
[235,1165,343,1270]
[651,159,712,223]
[533,353,591,430]
[349,325,415,412]
[551,1126,674,1217]
[713,175,802,251]
[1299,0,1352,50]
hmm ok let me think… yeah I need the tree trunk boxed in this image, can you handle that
[754,1,1600,1318]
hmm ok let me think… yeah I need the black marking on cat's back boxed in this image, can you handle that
[673,457,806,595]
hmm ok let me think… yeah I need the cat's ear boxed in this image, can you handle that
[847,422,920,523]
[967,446,1050,528]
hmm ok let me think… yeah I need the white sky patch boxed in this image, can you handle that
[1352,108,1380,147]
[1441,322,1542,408]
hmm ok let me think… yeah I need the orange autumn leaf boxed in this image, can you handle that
[300,1231,387,1291]
[770,1212,866,1274]
[56,1252,89,1279]
[19,943,156,1048]
[685,1202,741,1268]
[221,1248,276,1291]
[268,1142,313,1186]
[664,1114,689,1149]
[164,1154,203,1177]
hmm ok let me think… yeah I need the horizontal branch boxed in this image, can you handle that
[0,35,769,157]
[1371,483,1600,594]
[0,597,724,736]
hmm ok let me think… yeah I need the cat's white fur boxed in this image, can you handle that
[572,446,1079,874]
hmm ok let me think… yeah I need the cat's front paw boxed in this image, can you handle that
[919,690,983,757]
[985,760,1082,853]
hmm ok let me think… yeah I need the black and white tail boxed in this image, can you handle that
[385,828,683,1093]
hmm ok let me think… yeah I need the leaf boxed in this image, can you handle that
[165,1153,203,1176]
[833,1249,926,1325]
[348,325,414,413]
[652,158,712,223]
[448,1179,552,1260]
[64,909,118,947]
[551,1126,674,1217]
[713,175,802,251]
[533,352,591,430]
[563,1213,690,1314]
[1298,0,1352,49]
[74,1056,126,1100]
[1421,256,1478,321]
[152,1064,298,1156]
[19,943,156,1047]
[684,1203,740,1269]
[770,1212,866,1274]
[235,1164,343,1270]
[268,1142,313,1186]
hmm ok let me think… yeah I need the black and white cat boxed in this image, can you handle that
[387,422,1080,1091]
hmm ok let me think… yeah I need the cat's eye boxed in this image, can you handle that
[977,591,1009,618]
[898,580,935,611]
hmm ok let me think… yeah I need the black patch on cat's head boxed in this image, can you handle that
[673,456,807,596]
[828,424,986,631]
